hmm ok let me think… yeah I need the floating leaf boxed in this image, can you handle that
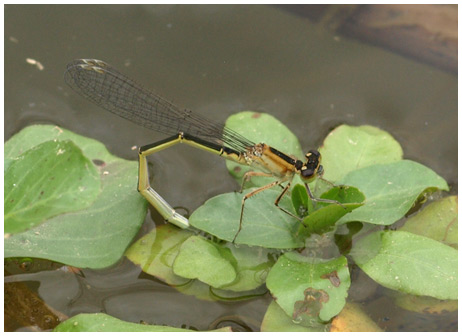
[126,225,213,301]
[129,230,238,300]
[338,160,449,225]
[5,140,100,234]
[351,231,457,300]
[126,224,274,296]
[4,125,146,269]
[125,224,193,286]
[320,125,403,182]
[400,196,457,248]
[266,252,350,325]
[190,188,304,248]
[53,313,231,332]
[173,236,237,288]
[5,125,114,169]
[217,243,275,292]
[191,182,364,247]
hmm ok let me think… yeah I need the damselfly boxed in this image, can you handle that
[64,59,340,242]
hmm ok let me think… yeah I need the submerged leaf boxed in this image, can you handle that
[329,302,382,332]
[400,196,457,248]
[390,291,458,314]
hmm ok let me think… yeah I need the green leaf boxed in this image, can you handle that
[5,125,115,169]
[173,236,237,288]
[125,224,193,286]
[126,224,275,295]
[266,252,350,325]
[300,192,364,237]
[191,183,364,247]
[350,231,457,300]
[217,244,276,292]
[291,184,309,217]
[53,313,231,332]
[224,112,304,187]
[400,196,457,248]
[190,188,304,248]
[126,225,209,301]
[4,125,146,269]
[299,186,364,236]
[320,125,403,182]
[5,140,100,234]
[261,300,328,332]
[338,160,449,225]
[125,224,214,301]
[320,184,366,205]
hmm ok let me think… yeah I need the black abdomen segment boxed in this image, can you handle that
[268,146,296,165]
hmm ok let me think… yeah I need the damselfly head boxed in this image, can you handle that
[299,149,322,181]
